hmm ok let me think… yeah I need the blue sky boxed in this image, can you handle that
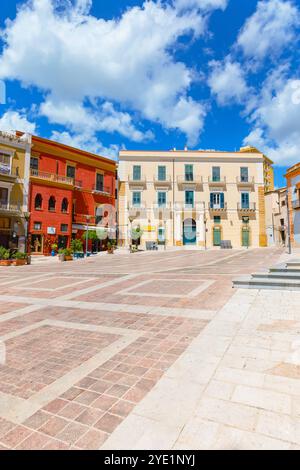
[0,0,300,188]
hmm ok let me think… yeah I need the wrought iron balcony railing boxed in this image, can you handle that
[30,169,74,185]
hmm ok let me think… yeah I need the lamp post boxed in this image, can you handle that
[23,211,30,254]
[85,215,91,256]
[286,190,292,255]
[128,216,135,251]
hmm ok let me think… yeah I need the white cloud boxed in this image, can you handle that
[243,75,300,166]
[174,0,228,11]
[0,0,210,145]
[0,110,36,133]
[50,130,119,160]
[208,59,250,105]
[41,99,154,142]
[237,0,300,61]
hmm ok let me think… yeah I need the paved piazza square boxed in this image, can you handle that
[1,247,300,450]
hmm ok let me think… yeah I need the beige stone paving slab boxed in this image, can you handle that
[204,380,235,401]
[212,425,292,450]
[215,367,265,388]
[194,397,259,432]
[256,410,300,445]
[173,418,220,450]
[232,385,292,414]
[132,376,205,428]
[101,414,182,450]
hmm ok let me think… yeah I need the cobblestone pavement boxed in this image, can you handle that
[0,247,289,449]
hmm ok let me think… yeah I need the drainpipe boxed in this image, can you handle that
[286,190,292,255]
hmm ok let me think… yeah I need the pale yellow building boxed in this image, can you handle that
[118,147,273,249]
[0,131,31,251]
[265,187,288,247]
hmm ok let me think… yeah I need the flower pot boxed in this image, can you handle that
[27,256,31,265]
[0,260,13,266]
[65,255,73,261]
[59,254,65,262]
[51,250,56,257]
[13,259,27,266]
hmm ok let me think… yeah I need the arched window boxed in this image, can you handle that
[34,194,42,210]
[61,198,69,213]
[48,196,56,212]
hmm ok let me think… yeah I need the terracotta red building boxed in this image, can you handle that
[26,135,116,255]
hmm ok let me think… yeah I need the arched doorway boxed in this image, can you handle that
[183,218,196,245]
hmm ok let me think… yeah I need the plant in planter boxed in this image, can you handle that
[12,251,27,266]
[58,248,65,262]
[0,246,12,266]
[107,241,114,254]
[51,243,58,256]
[63,248,73,261]
[71,239,84,258]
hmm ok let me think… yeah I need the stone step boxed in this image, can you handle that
[251,271,300,280]
[233,276,300,290]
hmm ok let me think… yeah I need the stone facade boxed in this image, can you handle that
[118,147,273,249]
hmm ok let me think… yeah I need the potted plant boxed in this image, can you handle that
[71,239,84,259]
[0,246,12,266]
[58,248,65,262]
[12,252,27,266]
[107,241,114,254]
[51,243,58,256]
[63,248,73,261]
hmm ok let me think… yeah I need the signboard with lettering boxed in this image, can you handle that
[47,227,56,235]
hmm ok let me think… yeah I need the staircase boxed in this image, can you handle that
[233,259,300,290]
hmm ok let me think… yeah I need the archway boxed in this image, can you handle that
[183,218,196,245]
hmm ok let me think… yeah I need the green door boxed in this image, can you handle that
[213,227,221,246]
[242,229,250,247]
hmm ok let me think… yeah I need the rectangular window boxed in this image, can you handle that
[0,187,8,205]
[185,164,193,181]
[240,167,249,182]
[61,224,68,232]
[158,166,166,181]
[214,216,221,224]
[241,192,250,209]
[210,192,225,208]
[212,167,220,182]
[133,165,141,181]
[0,153,11,175]
[132,191,141,207]
[34,222,42,231]
[157,191,166,207]
[66,165,76,179]
[30,157,39,171]
[96,173,104,191]
[185,190,194,208]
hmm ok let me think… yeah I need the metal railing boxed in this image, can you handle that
[153,175,172,184]
[292,199,300,209]
[128,174,146,184]
[0,202,22,213]
[209,202,227,210]
[236,176,255,184]
[177,175,203,184]
[208,176,227,184]
[30,169,74,185]
[237,202,256,211]
[92,185,111,195]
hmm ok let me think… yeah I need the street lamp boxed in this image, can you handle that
[286,190,292,255]
[23,211,31,254]
[85,215,91,256]
[128,215,135,251]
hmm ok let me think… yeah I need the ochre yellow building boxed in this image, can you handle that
[285,162,300,247]
[118,147,273,249]
[0,131,31,250]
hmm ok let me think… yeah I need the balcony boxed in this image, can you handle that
[0,202,22,215]
[292,199,300,210]
[74,180,83,189]
[153,202,172,215]
[92,185,111,196]
[0,166,19,181]
[237,203,256,213]
[177,175,203,189]
[127,201,147,216]
[153,175,172,187]
[236,176,255,187]
[128,175,147,187]
[208,176,226,187]
[30,169,74,186]
[209,203,227,213]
